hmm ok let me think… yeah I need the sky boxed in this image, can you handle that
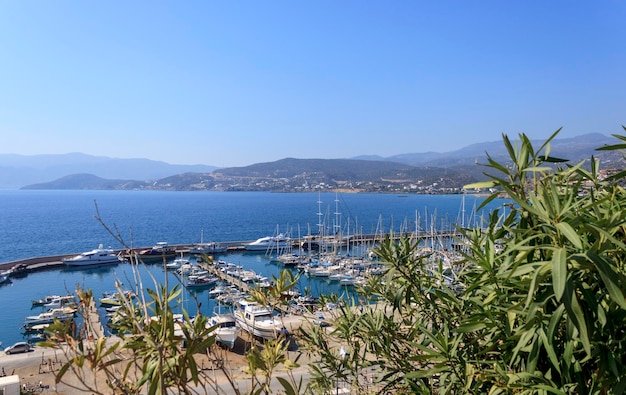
[1,2,625,167]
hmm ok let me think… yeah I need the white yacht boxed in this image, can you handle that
[244,234,291,252]
[62,244,123,267]
[24,307,75,325]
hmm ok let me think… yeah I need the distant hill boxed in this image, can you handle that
[0,153,218,188]
[21,173,150,190]
[13,133,626,192]
[354,133,620,167]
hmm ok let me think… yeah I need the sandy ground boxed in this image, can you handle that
[0,313,320,394]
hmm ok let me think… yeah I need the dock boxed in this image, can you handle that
[84,297,104,340]
[0,230,461,274]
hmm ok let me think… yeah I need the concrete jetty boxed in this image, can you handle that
[0,229,461,274]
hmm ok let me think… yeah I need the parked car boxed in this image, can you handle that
[4,341,31,355]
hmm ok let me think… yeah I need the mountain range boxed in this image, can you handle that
[3,133,623,191]
[0,153,217,189]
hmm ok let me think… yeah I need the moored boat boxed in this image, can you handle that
[138,242,177,262]
[99,291,135,307]
[166,255,190,270]
[32,294,74,307]
[24,307,75,325]
[245,234,292,252]
[190,242,227,255]
[62,244,124,266]
[186,275,219,288]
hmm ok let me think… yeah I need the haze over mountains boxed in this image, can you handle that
[1,133,621,190]
[0,153,217,189]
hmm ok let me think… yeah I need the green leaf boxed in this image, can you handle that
[564,280,591,356]
[556,222,582,250]
[552,247,567,302]
[538,328,561,374]
[457,321,487,333]
[276,377,297,395]
[588,253,626,310]
[55,362,72,383]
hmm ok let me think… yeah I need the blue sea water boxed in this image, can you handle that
[0,190,506,347]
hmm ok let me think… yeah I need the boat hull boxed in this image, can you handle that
[62,246,123,266]
[233,303,288,340]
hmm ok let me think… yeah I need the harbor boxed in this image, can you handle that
[1,226,466,346]
[0,190,503,394]
[0,229,461,273]
[0,190,502,356]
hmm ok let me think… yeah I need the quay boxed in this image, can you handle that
[0,230,461,274]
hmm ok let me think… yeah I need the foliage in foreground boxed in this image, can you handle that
[301,127,626,394]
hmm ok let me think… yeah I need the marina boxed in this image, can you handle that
[0,190,506,349]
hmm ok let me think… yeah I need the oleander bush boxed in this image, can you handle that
[302,127,626,394]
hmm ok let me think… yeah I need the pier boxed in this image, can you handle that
[0,229,462,274]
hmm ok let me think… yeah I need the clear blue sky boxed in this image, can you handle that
[1,2,624,167]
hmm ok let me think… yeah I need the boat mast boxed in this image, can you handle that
[317,191,324,237]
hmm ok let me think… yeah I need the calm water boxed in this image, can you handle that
[0,190,505,347]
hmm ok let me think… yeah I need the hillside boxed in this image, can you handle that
[16,133,626,193]
[21,173,149,190]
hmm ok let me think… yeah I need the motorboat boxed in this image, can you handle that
[99,291,135,307]
[62,244,123,266]
[208,284,236,298]
[176,262,195,276]
[32,294,74,307]
[138,242,177,262]
[190,242,227,255]
[206,311,240,349]
[166,256,190,270]
[233,300,288,340]
[24,307,75,325]
[186,275,219,288]
[244,234,292,252]
[42,295,75,309]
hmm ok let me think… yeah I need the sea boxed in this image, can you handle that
[0,189,507,348]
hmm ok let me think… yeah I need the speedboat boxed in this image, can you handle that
[206,312,240,349]
[233,300,288,340]
[244,234,292,252]
[62,244,123,266]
